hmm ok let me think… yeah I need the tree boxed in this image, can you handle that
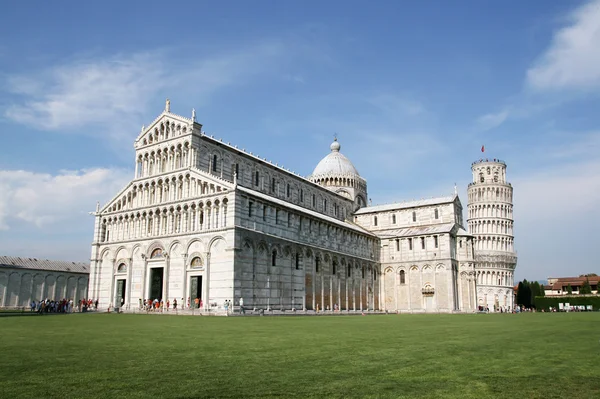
[528,281,546,308]
[567,284,573,295]
[579,273,597,277]
[516,280,532,308]
[516,281,525,307]
[530,281,542,308]
[580,278,592,295]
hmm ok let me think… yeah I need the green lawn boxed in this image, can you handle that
[1,313,599,398]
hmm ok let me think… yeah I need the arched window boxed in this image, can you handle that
[150,248,163,258]
[191,257,202,268]
[347,266,352,277]
[295,254,301,270]
[332,262,337,275]
[255,171,260,186]
[117,263,127,273]
[412,211,416,222]
[374,216,378,226]
[315,257,320,273]
[400,270,406,284]
[434,209,439,219]
[212,155,218,172]
[392,214,396,224]
[271,250,277,267]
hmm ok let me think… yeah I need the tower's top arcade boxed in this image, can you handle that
[470,159,508,185]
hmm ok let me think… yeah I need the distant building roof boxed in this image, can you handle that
[546,276,600,290]
[0,256,89,274]
[354,195,457,215]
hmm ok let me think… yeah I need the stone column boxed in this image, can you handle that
[163,254,170,303]
[126,258,133,308]
[108,258,116,307]
[359,275,363,311]
[345,269,349,311]
[329,275,333,311]
[311,259,315,311]
[302,252,306,310]
[181,254,188,304]
[203,252,211,311]
[141,255,149,301]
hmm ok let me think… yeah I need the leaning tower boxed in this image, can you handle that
[467,158,517,312]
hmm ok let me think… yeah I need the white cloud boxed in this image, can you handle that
[475,110,509,131]
[0,168,131,230]
[3,41,286,140]
[527,0,600,90]
[513,160,600,221]
[510,158,600,280]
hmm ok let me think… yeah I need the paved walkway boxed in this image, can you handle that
[114,307,387,317]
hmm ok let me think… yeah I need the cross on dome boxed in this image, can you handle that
[330,136,341,152]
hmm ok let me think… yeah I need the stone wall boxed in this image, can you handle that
[0,268,88,308]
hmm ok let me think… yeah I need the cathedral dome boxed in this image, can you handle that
[311,138,360,178]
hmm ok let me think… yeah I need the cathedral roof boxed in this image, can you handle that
[376,223,460,238]
[354,195,458,214]
[237,186,375,237]
[0,256,89,274]
[310,138,361,179]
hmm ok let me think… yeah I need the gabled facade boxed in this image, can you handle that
[89,102,379,311]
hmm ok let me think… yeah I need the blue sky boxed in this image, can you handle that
[1,0,599,281]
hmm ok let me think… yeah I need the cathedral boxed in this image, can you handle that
[88,101,517,313]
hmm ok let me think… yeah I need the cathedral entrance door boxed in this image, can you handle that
[116,279,126,307]
[189,276,202,307]
[149,268,164,301]
[424,295,434,311]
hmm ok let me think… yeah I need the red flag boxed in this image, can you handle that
[481,145,485,153]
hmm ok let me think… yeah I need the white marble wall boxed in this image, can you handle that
[0,268,88,307]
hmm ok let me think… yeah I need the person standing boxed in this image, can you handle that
[239,297,244,314]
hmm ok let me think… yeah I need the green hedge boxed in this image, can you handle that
[535,296,600,310]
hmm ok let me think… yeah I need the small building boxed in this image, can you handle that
[0,256,90,308]
[544,276,600,296]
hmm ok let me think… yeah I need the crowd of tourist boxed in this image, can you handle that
[139,297,200,312]
[138,297,237,313]
[30,298,99,314]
